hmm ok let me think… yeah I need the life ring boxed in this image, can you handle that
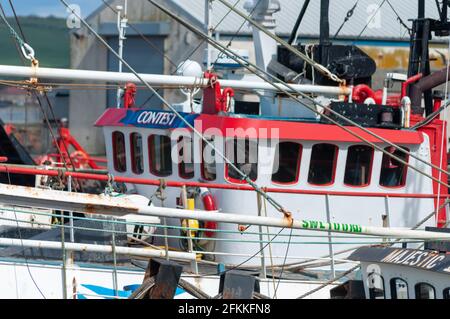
[180,187,218,239]
[198,187,218,238]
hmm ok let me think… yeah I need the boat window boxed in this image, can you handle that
[130,133,143,175]
[178,136,194,179]
[390,278,409,299]
[415,283,435,299]
[201,138,216,181]
[226,138,258,182]
[112,131,126,173]
[368,273,385,299]
[272,142,302,184]
[148,135,172,177]
[444,288,450,299]
[344,145,373,186]
[308,143,338,185]
[379,146,409,187]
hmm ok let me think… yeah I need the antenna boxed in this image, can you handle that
[116,1,128,108]
[205,0,213,70]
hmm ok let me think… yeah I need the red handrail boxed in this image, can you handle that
[0,164,448,199]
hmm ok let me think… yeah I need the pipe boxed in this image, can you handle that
[0,237,196,260]
[0,164,446,199]
[287,0,310,45]
[0,183,448,241]
[410,67,450,114]
[401,73,423,98]
[319,0,330,46]
[0,65,351,96]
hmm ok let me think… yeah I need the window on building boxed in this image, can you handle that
[130,133,143,174]
[226,138,258,182]
[380,146,409,187]
[112,131,126,173]
[368,273,385,299]
[201,138,216,181]
[344,145,373,186]
[308,144,338,185]
[390,278,409,299]
[178,136,194,179]
[148,135,172,177]
[272,142,302,184]
[444,288,450,299]
[415,283,435,299]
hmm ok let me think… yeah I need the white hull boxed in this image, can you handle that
[0,258,333,299]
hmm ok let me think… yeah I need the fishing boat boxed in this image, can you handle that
[0,0,448,299]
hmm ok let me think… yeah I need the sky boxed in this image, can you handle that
[1,0,104,18]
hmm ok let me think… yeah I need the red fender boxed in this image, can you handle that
[352,84,374,104]
[199,187,217,238]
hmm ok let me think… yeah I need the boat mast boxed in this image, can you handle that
[205,0,213,70]
[116,0,128,108]
[319,0,330,64]
[244,0,280,72]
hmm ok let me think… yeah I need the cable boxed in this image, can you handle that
[355,0,387,41]
[60,0,292,217]
[273,227,292,298]
[435,34,450,226]
[334,0,359,39]
[297,265,360,299]
[147,0,450,192]
[4,167,46,299]
[201,228,286,277]
[138,0,244,108]
[42,92,79,172]
[34,91,73,173]
[0,1,26,49]
[210,0,263,70]
[295,198,450,298]
[7,0,27,42]
[99,0,177,69]
[215,0,344,84]
[0,1,46,298]
[386,0,412,35]
[0,3,26,65]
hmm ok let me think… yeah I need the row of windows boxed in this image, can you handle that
[369,274,450,299]
[112,132,409,188]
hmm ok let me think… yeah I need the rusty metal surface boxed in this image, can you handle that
[145,259,183,299]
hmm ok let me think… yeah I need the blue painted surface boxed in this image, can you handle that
[77,283,186,299]
[79,284,132,299]
[119,109,200,129]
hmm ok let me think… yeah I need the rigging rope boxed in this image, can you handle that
[386,0,412,35]
[355,0,387,40]
[210,0,262,69]
[59,0,291,218]
[138,0,245,108]
[215,0,344,84]
[0,5,35,61]
[99,0,178,69]
[334,0,359,39]
[295,198,450,298]
[435,36,450,226]
[148,0,450,191]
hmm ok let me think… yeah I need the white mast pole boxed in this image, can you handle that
[116,1,128,108]
[0,184,448,241]
[0,65,351,95]
[205,0,213,70]
[0,237,196,260]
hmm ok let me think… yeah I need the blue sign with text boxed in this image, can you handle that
[120,110,199,129]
